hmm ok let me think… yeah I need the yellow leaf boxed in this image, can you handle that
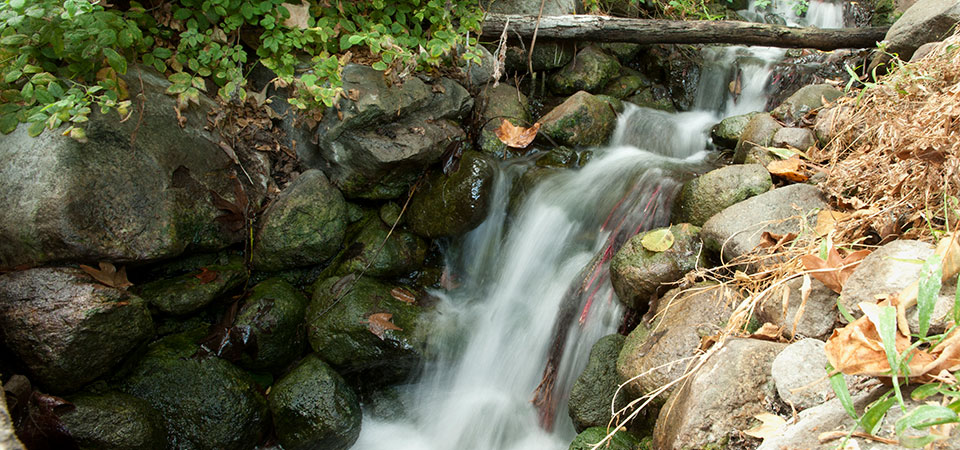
[744,412,786,441]
[641,228,674,253]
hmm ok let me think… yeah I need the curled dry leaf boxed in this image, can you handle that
[814,210,849,236]
[390,287,416,304]
[365,312,402,340]
[767,156,809,182]
[79,262,133,290]
[494,119,540,149]
[757,231,797,252]
[800,246,871,294]
[750,322,782,341]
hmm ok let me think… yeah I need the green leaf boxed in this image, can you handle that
[0,113,19,135]
[371,61,387,71]
[348,34,365,45]
[827,362,857,420]
[0,34,29,46]
[103,48,127,75]
[9,0,25,9]
[860,397,895,435]
[641,228,675,253]
[27,120,45,137]
[911,383,943,401]
[899,434,944,448]
[895,405,958,435]
[5,69,22,84]
[917,254,943,339]
[20,82,33,101]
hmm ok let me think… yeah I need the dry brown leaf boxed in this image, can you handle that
[195,267,218,284]
[800,246,871,294]
[365,313,402,340]
[79,262,133,290]
[757,231,797,252]
[494,119,540,149]
[744,412,786,441]
[767,156,809,182]
[280,1,310,29]
[824,302,934,378]
[750,322,782,341]
[814,210,849,236]
[390,287,416,304]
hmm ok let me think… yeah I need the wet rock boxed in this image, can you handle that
[269,355,361,450]
[549,46,622,96]
[0,67,268,269]
[840,240,958,332]
[235,278,309,371]
[569,334,627,432]
[595,95,624,113]
[733,113,783,164]
[336,214,428,277]
[756,277,837,340]
[599,43,643,63]
[771,339,846,411]
[539,91,618,147]
[379,202,403,227]
[135,252,247,315]
[617,283,734,402]
[640,45,702,111]
[711,112,761,149]
[771,84,843,126]
[702,184,827,264]
[478,84,531,158]
[569,426,640,450]
[60,391,166,450]
[505,42,577,72]
[508,165,563,216]
[601,72,647,100]
[653,338,786,450]
[306,276,428,385]
[626,86,676,112]
[364,385,410,420]
[406,151,496,239]
[316,65,471,199]
[536,147,578,168]
[610,224,707,310]
[772,127,816,150]
[252,169,348,271]
[119,329,270,450]
[0,268,153,393]
[672,164,772,227]
[874,0,960,63]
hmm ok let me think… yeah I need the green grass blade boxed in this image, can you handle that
[860,397,896,435]
[895,404,959,435]
[917,254,943,339]
[827,362,858,421]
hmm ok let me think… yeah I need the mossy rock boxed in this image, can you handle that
[118,329,270,450]
[135,252,247,315]
[504,42,575,72]
[609,224,707,310]
[235,278,310,371]
[595,95,625,113]
[406,151,496,239]
[539,91,618,148]
[626,87,676,112]
[601,73,647,100]
[306,276,428,385]
[549,46,622,96]
[733,113,782,164]
[672,164,772,227]
[569,427,640,450]
[336,214,427,278]
[478,84,531,158]
[268,355,361,450]
[252,169,348,271]
[710,112,760,149]
[60,391,167,450]
[568,334,627,432]
[535,147,578,168]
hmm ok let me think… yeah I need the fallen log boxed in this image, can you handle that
[481,14,889,50]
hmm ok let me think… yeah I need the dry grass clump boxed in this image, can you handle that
[811,32,960,242]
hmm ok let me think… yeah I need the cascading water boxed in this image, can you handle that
[354,2,845,448]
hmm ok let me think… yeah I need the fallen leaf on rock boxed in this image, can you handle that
[494,119,540,149]
[744,412,786,442]
[390,287,416,304]
[79,262,133,290]
[209,177,249,232]
[365,313,402,340]
[195,267,219,284]
[767,156,809,182]
[751,322,782,341]
[641,228,675,253]
[757,231,797,252]
[801,246,871,294]
[815,210,849,236]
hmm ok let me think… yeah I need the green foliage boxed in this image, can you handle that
[0,0,483,138]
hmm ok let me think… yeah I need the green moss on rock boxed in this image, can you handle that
[60,391,166,450]
[135,252,247,315]
[406,151,496,239]
[235,278,309,371]
[569,426,640,450]
[539,91,618,148]
[549,46,622,95]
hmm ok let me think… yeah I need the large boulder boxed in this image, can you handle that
[135,252,247,315]
[609,224,706,310]
[315,65,472,199]
[617,283,734,402]
[268,355,362,450]
[59,390,167,450]
[568,334,627,432]
[539,91,618,148]
[733,113,782,164]
[653,338,786,450]
[406,151,496,239]
[875,0,960,62]
[477,84,531,157]
[702,184,827,264]
[549,46,622,96]
[234,278,310,371]
[0,68,268,269]
[306,276,429,385]
[118,329,270,450]
[770,84,843,126]
[252,169,348,271]
[672,164,772,227]
[0,268,153,393]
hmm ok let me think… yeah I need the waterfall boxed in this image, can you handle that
[352,2,846,448]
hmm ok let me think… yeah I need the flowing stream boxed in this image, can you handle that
[354,2,844,448]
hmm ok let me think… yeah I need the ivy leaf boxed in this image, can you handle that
[79,262,133,290]
[365,313,402,340]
